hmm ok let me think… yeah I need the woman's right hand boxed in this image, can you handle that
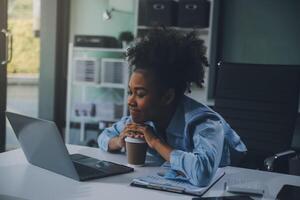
[117,123,144,148]
[116,129,128,149]
[108,123,144,151]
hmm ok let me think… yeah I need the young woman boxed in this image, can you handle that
[98,29,247,186]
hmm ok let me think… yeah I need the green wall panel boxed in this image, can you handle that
[220,0,300,65]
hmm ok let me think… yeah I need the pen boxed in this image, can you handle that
[226,184,264,196]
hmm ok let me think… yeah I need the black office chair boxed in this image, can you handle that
[214,62,300,173]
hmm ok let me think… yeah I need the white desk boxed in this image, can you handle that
[0,145,300,200]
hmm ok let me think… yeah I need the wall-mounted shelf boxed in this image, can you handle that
[137,26,209,34]
[72,82,126,89]
[73,47,126,53]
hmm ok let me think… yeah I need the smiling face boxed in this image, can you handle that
[127,69,164,123]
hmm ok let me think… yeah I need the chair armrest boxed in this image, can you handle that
[264,150,297,172]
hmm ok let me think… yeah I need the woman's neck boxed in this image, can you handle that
[154,100,178,133]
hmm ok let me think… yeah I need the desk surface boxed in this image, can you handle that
[0,145,300,200]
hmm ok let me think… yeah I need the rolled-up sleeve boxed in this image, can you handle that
[170,119,224,186]
[97,116,129,151]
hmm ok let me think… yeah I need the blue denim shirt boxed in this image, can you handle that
[98,96,247,186]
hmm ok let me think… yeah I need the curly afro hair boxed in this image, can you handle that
[126,28,208,99]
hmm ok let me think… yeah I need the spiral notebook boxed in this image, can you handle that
[131,168,225,196]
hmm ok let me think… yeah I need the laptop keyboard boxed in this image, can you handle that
[70,154,126,172]
[70,154,133,181]
[73,161,106,179]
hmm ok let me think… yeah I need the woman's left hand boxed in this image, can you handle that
[126,123,160,149]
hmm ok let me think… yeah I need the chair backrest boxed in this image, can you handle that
[214,62,300,169]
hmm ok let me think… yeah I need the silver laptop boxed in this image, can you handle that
[6,111,133,181]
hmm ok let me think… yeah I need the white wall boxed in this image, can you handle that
[69,0,136,42]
